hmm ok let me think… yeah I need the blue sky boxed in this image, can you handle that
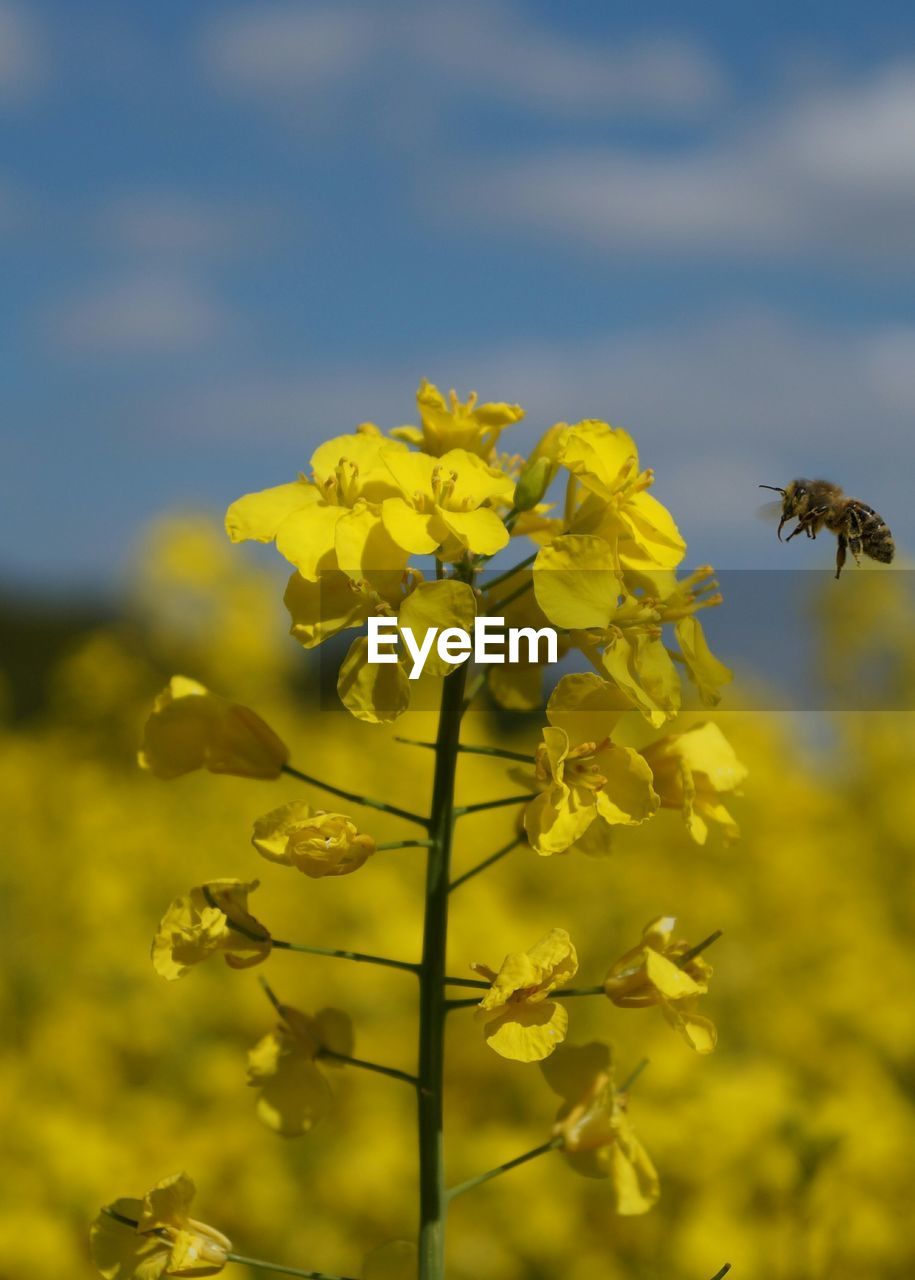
[4,0,915,591]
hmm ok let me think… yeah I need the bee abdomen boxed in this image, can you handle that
[858,508,895,563]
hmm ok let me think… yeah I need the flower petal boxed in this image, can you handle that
[483,999,569,1062]
[381,497,440,554]
[398,580,477,678]
[225,480,319,544]
[534,535,622,629]
[337,636,410,723]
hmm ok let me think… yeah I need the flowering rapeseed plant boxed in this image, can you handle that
[90,1173,231,1279]
[247,1000,354,1137]
[151,880,272,979]
[251,803,376,878]
[86,379,749,1280]
[471,928,579,1062]
[543,1042,659,1214]
[138,676,288,780]
[604,916,718,1054]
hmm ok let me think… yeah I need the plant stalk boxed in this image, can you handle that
[417,662,468,1280]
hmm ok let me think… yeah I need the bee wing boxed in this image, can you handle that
[757,500,783,522]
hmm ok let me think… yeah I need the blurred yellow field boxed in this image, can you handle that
[5,485,915,1280]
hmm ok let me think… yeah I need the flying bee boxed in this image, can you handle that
[759,479,895,580]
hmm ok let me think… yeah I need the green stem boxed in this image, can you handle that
[227,1253,360,1280]
[417,663,468,1280]
[709,1268,732,1280]
[99,1213,350,1280]
[618,1057,650,1092]
[207,892,418,973]
[258,982,418,1086]
[395,739,535,765]
[679,929,723,965]
[457,744,536,763]
[271,939,419,974]
[446,1137,561,1201]
[460,670,487,717]
[454,794,530,817]
[555,985,604,998]
[487,580,533,614]
[375,840,434,852]
[319,1049,418,1088]
[449,836,522,892]
[281,763,428,828]
[443,976,490,989]
[481,551,537,594]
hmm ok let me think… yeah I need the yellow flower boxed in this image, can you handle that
[640,722,747,844]
[252,802,375,877]
[533,539,730,726]
[556,418,686,571]
[247,1002,353,1137]
[336,578,476,722]
[471,928,578,1062]
[151,879,271,980]
[225,430,408,582]
[381,447,514,561]
[628,566,733,706]
[138,676,288,780]
[603,916,717,1053]
[89,1172,231,1279]
[542,1042,660,1214]
[532,536,681,727]
[390,378,524,458]
[523,674,658,855]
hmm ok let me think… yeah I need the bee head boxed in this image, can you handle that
[760,480,810,539]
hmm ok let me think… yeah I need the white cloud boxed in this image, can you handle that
[430,61,915,260]
[97,192,286,257]
[407,3,725,117]
[0,3,44,101]
[200,4,375,97]
[199,1,724,121]
[49,275,232,354]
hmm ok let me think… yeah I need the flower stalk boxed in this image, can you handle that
[281,763,428,827]
[417,661,468,1280]
[446,1136,562,1202]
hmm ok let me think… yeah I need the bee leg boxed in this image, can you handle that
[835,534,847,580]
[785,521,807,542]
[849,536,863,565]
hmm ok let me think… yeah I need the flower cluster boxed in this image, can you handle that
[96,380,748,1280]
[223,382,732,729]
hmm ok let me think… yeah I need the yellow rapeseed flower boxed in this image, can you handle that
[603,916,717,1053]
[247,1002,353,1137]
[336,578,477,722]
[138,676,288,780]
[381,447,514,561]
[471,928,578,1062]
[151,879,272,980]
[542,1042,660,1214]
[640,722,748,844]
[391,378,524,458]
[557,418,686,571]
[523,674,658,855]
[252,801,375,877]
[90,1172,231,1279]
[225,430,409,582]
[533,538,731,726]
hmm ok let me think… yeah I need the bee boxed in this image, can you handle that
[759,479,895,579]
